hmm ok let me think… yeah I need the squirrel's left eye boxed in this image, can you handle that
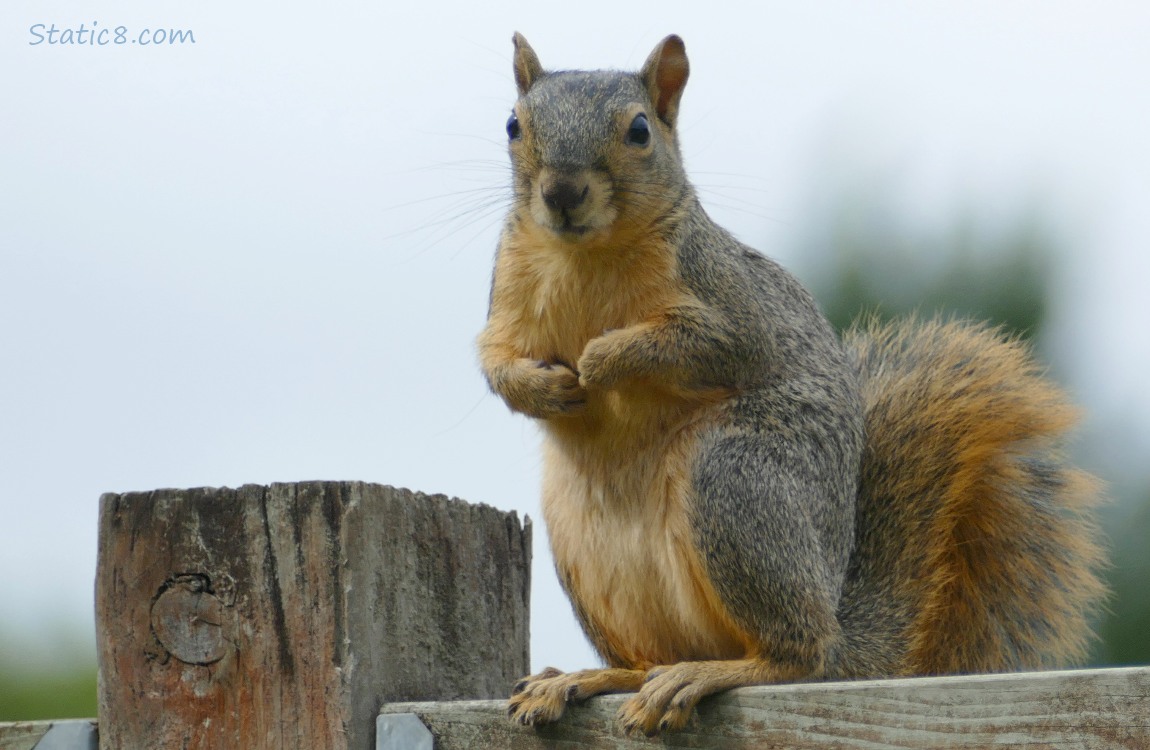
[625,113,651,146]
[506,113,522,141]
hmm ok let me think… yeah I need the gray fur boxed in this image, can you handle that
[674,206,865,671]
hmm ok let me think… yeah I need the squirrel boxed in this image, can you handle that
[477,33,1107,736]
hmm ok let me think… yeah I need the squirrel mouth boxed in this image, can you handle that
[556,220,591,236]
[546,212,593,237]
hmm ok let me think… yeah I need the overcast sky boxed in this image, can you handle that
[2,1,1149,676]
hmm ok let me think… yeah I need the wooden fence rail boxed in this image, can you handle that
[1,483,1146,749]
[0,721,97,750]
[379,666,1150,749]
[4,667,1148,749]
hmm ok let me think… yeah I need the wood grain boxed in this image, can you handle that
[381,666,1150,749]
[0,722,49,750]
[95,482,530,750]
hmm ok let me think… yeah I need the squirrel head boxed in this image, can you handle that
[506,34,692,244]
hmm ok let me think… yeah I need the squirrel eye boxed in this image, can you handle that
[506,113,522,141]
[625,113,651,146]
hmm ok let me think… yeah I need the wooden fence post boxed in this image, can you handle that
[95,482,531,750]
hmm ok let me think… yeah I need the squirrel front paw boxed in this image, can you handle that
[508,666,648,728]
[576,330,636,390]
[507,666,577,726]
[499,360,586,419]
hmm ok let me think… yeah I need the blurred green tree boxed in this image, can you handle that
[0,631,97,721]
[1098,486,1150,665]
[793,189,1050,341]
[0,669,97,721]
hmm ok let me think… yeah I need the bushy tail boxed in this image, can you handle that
[834,318,1107,678]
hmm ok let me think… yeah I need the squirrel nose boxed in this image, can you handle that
[541,179,589,212]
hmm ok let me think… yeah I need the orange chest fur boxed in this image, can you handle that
[490,226,685,366]
[492,226,753,665]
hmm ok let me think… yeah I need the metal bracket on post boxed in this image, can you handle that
[376,713,433,750]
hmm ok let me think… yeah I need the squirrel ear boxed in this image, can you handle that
[512,32,544,96]
[640,35,689,127]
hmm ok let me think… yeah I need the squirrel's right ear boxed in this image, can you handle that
[640,35,689,128]
[512,33,544,96]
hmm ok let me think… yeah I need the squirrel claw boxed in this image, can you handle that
[507,667,575,727]
[615,663,709,737]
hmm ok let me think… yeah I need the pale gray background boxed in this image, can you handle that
[2,1,1148,675]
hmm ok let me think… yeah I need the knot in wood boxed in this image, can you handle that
[150,574,230,665]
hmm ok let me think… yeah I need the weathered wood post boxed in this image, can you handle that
[95,482,531,750]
